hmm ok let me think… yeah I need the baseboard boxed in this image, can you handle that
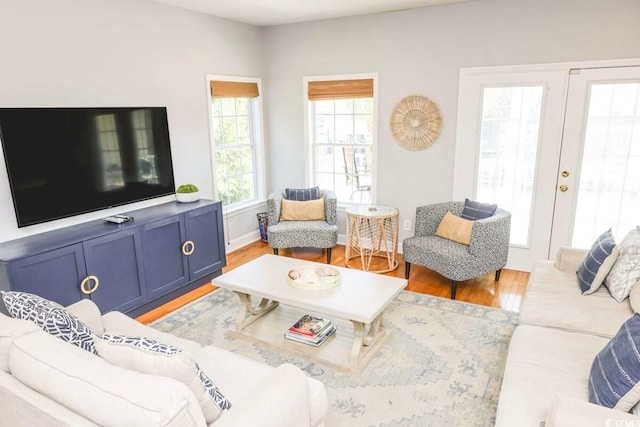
[226,231,264,253]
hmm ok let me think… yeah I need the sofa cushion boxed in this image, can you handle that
[434,211,473,245]
[494,324,610,426]
[95,334,230,424]
[284,186,320,201]
[0,312,40,373]
[10,330,206,427]
[605,227,640,302]
[65,299,105,335]
[519,259,632,338]
[1,291,97,354]
[577,229,618,295]
[102,310,202,355]
[280,198,325,221]
[589,313,640,411]
[460,198,497,220]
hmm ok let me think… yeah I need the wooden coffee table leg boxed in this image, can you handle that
[234,292,279,331]
[349,313,385,367]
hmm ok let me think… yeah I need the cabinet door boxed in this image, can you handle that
[184,203,226,278]
[141,215,189,299]
[8,244,87,307]
[83,229,146,313]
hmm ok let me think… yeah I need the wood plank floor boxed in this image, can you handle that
[136,241,530,324]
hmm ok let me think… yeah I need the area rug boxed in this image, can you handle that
[151,289,518,426]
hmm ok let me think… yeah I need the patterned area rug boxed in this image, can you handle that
[152,289,518,427]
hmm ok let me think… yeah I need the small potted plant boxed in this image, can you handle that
[175,183,200,203]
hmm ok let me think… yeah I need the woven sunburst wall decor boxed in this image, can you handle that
[390,95,442,151]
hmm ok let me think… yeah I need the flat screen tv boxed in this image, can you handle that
[0,107,176,227]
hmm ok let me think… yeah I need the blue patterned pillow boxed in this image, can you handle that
[96,334,231,423]
[578,229,618,295]
[1,291,97,354]
[285,186,320,201]
[589,313,640,411]
[460,198,498,220]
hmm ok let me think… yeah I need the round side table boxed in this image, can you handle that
[345,205,399,273]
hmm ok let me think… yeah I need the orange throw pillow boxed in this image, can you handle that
[280,198,325,221]
[435,211,473,245]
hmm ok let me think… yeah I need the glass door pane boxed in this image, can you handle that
[572,81,640,247]
[476,86,544,246]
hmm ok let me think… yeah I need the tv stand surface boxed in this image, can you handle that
[0,200,226,316]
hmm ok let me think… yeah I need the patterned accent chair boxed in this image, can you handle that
[402,201,511,299]
[266,189,338,264]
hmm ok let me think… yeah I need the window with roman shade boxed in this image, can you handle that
[207,76,265,209]
[306,76,377,205]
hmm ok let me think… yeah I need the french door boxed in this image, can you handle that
[550,66,640,257]
[455,62,640,271]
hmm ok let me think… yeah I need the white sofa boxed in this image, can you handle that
[495,247,640,426]
[0,298,328,427]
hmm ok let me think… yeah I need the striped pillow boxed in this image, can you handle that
[577,229,618,295]
[284,186,321,201]
[460,198,498,220]
[589,313,640,412]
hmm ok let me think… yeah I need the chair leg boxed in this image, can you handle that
[405,262,411,280]
[495,269,502,281]
[450,280,458,300]
[273,248,279,255]
[326,248,332,264]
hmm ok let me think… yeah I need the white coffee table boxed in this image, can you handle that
[212,254,407,372]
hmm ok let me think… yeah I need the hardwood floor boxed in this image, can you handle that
[136,241,530,324]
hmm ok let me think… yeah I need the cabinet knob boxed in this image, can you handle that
[182,240,195,256]
[80,275,99,295]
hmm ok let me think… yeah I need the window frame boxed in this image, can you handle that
[206,74,266,214]
[303,73,378,207]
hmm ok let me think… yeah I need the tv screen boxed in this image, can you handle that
[0,107,176,227]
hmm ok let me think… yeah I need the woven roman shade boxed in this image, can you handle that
[308,79,373,100]
[210,80,259,98]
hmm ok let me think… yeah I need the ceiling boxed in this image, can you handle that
[150,0,470,27]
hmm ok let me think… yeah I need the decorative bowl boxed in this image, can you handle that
[287,265,341,290]
[176,191,200,203]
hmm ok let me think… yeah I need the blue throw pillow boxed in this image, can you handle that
[577,229,618,295]
[589,313,640,411]
[1,291,97,354]
[285,186,320,201]
[460,198,498,220]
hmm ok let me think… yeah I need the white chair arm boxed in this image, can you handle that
[214,364,310,427]
[554,247,589,274]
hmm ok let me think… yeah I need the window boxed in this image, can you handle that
[95,114,123,190]
[476,85,544,246]
[306,76,376,204]
[208,77,265,209]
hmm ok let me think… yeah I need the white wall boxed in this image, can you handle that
[2,0,640,252]
[0,0,263,243]
[262,0,640,244]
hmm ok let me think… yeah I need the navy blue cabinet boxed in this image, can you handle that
[83,228,146,313]
[0,200,226,315]
[7,244,87,307]
[141,202,225,301]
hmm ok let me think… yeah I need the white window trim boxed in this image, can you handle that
[303,72,379,207]
[205,74,266,214]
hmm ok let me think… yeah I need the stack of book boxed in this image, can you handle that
[284,314,336,347]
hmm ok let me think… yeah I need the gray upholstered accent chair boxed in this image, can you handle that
[266,189,338,264]
[402,201,511,299]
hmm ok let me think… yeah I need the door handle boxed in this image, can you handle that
[80,275,99,295]
[182,240,195,256]
[559,184,568,192]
